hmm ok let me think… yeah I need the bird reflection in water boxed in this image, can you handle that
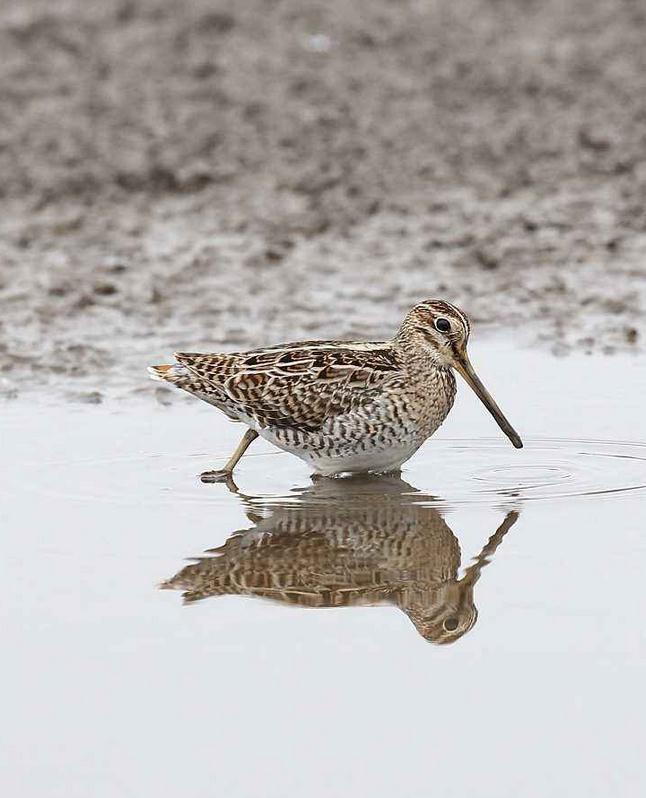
[162,476,519,644]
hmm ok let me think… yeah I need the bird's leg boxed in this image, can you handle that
[200,429,259,483]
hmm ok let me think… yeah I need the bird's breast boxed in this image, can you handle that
[401,366,457,435]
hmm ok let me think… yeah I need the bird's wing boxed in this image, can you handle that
[173,340,404,430]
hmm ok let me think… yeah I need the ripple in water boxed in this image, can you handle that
[10,438,646,507]
[421,438,646,505]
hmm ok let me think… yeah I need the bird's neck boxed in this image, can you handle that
[391,330,453,376]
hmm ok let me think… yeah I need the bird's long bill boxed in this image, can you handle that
[454,353,523,449]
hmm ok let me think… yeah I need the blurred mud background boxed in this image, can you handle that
[1,0,645,400]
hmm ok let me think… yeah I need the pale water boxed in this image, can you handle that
[2,342,645,797]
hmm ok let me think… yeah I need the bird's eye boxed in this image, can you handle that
[435,318,451,333]
[443,617,459,632]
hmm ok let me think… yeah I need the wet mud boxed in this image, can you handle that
[1,0,645,399]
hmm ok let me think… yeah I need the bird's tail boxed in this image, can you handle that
[160,561,229,604]
[147,363,190,385]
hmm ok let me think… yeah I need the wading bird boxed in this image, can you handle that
[149,300,522,482]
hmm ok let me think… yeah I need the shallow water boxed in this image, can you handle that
[2,342,646,797]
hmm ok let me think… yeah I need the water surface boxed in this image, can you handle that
[2,342,645,797]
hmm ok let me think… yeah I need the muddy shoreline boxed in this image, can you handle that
[1,0,645,399]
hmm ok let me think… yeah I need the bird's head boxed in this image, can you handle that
[399,299,523,449]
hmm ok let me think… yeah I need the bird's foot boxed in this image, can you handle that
[199,468,234,485]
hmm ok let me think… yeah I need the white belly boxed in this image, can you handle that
[258,425,427,476]
[302,440,424,476]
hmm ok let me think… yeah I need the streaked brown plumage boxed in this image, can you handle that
[161,475,519,644]
[149,299,522,481]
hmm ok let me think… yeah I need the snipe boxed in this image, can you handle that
[149,299,522,481]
